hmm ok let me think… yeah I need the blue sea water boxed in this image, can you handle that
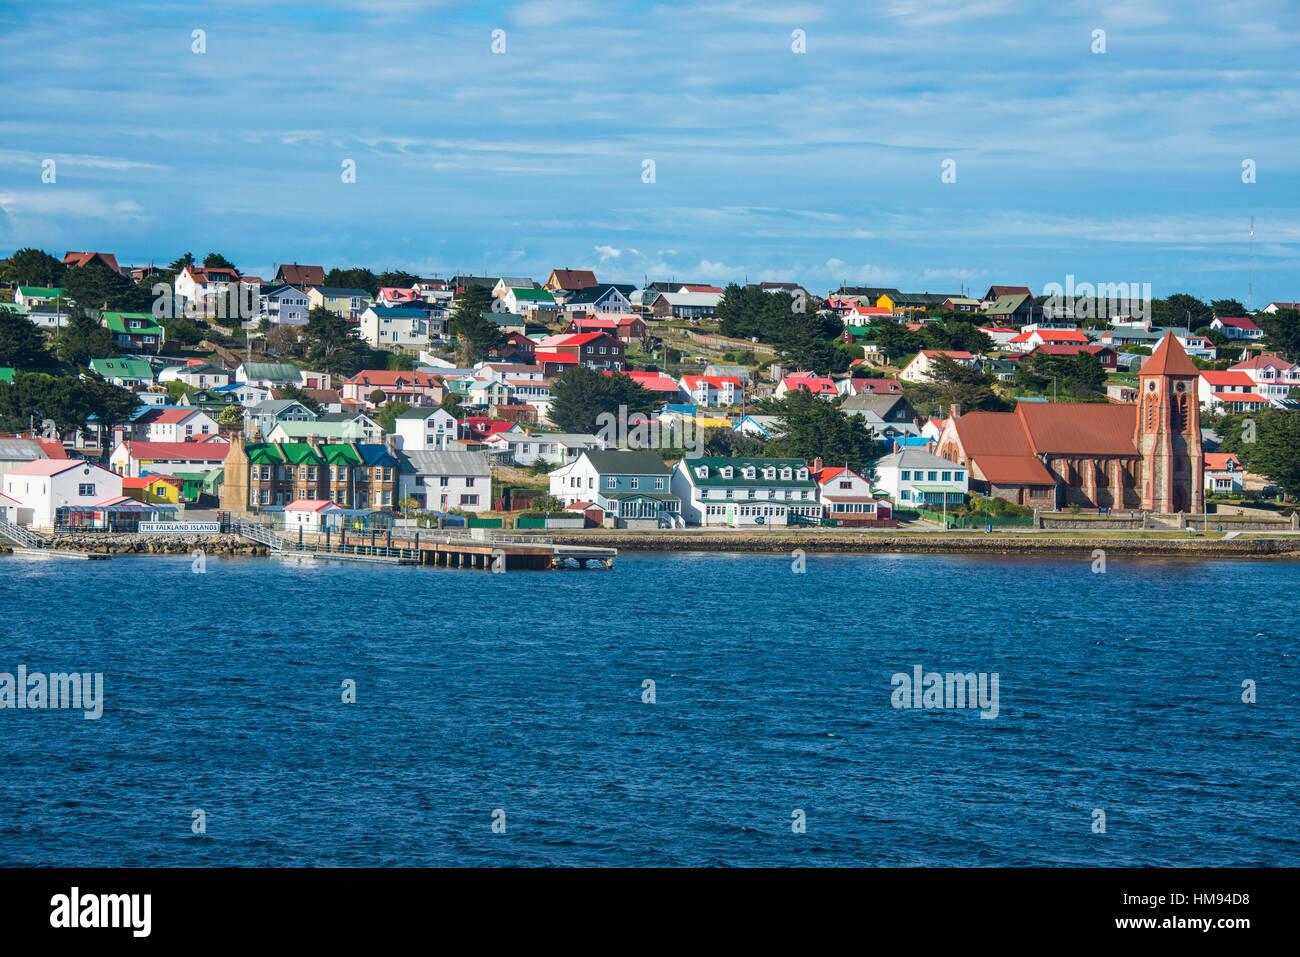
[0,551,1296,867]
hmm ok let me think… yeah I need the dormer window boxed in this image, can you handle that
[695,466,708,479]
[780,468,792,479]
[742,467,756,479]
[762,467,775,480]
[797,468,808,480]
[720,466,733,479]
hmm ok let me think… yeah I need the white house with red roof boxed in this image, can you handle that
[108,439,229,478]
[612,370,685,402]
[284,499,343,532]
[1006,328,1089,353]
[811,461,893,526]
[534,351,579,377]
[679,374,742,407]
[1203,453,1245,495]
[836,377,903,397]
[775,373,838,398]
[899,350,976,383]
[1228,353,1300,405]
[1,459,122,529]
[1210,315,1263,341]
[130,407,219,443]
[1197,370,1269,411]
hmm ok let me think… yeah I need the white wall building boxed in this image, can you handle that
[392,407,459,451]
[395,450,492,512]
[669,456,820,527]
[1,459,123,530]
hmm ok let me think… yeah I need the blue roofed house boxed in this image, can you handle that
[549,449,682,528]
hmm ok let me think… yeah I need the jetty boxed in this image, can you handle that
[0,517,109,560]
[233,520,615,570]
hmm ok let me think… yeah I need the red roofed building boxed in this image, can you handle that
[776,372,838,398]
[679,374,743,407]
[1210,315,1263,341]
[812,461,894,527]
[937,333,1204,512]
[275,263,326,288]
[1198,370,1268,411]
[342,370,444,408]
[1028,343,1119,369]
[1204,453,1245,495]
[610,371,686,400]
[108,438,230,478]
[546,331,625,371]
[1008,328,1089,353]
[62,251,121,273]
[459,417,515,441]
[535,351,579,376]
[545,268,599,292]
[838,377,904,396]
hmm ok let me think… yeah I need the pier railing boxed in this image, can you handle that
[0,516,44,549]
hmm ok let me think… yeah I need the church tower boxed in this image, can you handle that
[1135,333,1203,513]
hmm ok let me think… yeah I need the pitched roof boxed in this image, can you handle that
[121,440,229,461]
[1199,370,1256,387]
[394,450,492,476]
[285,499,339,511]
[1204,453,1241,470]
[1213,315,1261,331]
[63,251,120,272]
[275,264,326,287]
[1229,353,1298,372]
[1141,332,1200,377]
[581,448,671,475]
[548,268,598,290]
[5,458,85,477]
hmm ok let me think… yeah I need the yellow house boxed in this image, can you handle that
[876,293,930,315]
[123,474,181,504]
[307,286,373,320]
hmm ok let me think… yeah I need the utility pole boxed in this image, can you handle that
[1248,216,1254,312]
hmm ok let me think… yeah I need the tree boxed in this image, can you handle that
[1258,308,1300,361]
[549,366,656,435]
[1239,410,1300,499]
[1151,293,1213,330]
[376,270,419,289]
[280,384,322,415]
[0,371,136,437]
[448,286,506,364]
[703,426,767,457]
[323,267,379,297]
[80,375,141,441]
[777,310,838,374]
[375,401,412,434]
[440,392,464,416]
[0,308,55,368]
[910,355,1010,414]
[369,388,387,405]
[217,403,246,433]
[764,389,880,472]
[3,248,66,287]
[55,311,117,368]
[303,305,360,359]
[62,263,152,311]
[1211,298,1247,317]
[163,317,205,347]
[203,252,237,270]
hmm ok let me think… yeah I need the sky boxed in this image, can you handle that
[1,0,1298,304]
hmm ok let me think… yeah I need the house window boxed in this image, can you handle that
[655,478,665,490]
[78,483,95,496]
[460,494,478,506]
[928,471,938,481]
[901,470,910,480]
[630,478,639,489]
[439,476,450,487]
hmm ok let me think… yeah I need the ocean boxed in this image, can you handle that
[0,551,1296,866]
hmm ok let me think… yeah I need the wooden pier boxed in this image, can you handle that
[237,522,615,571]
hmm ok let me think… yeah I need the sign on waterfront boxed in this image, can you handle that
[138,522,220,534]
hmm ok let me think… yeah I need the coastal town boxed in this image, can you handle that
[1,248,1298,556]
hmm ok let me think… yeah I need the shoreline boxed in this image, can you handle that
[5,530,1300,561]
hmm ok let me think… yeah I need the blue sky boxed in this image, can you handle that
[2,0,1298,303]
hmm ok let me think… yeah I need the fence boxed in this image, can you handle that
[917,509,1034,529]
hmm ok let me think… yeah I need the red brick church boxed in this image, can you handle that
[937,333,1204,513]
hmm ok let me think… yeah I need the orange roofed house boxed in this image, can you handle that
[937,333,1204,513]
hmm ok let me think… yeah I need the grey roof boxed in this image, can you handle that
[870,447,953,470]
[252,399,313,416]
[580,449,670,475]
[841,394,916,420]
[0,438,47,461]
[499,432,603,447]
[396,450,491,476]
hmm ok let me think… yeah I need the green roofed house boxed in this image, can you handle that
[0,301,29,315]
[671,456,820,527]
[89,358,155,388]
[103,312,165,354]
[503,286,558,315]
[235,362,306,389]
[548,448,681,528]
[15,286,67,308]
[219,432,397,511]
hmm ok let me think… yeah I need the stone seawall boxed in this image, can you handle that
[548,532,1300,559]
[40,533,268,556]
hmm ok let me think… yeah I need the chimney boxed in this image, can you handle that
[384,433,398,453]
[813,456,823,472]
[949,403,962,420]
[893,439,901,453]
